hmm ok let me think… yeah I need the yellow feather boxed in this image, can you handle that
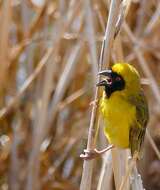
[100,92,136,148]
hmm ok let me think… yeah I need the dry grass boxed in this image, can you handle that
[0,0,160,190]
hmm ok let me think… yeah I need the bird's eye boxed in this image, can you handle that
[116,76,121,81]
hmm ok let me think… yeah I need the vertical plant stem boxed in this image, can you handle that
[102,0,121,68]
[80,0,121,190]
[0,0,11,101]
[97,151,113,190]
[85,0,98,84]
[9,119,20,190]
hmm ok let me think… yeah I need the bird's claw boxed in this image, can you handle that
[80,148,100,160]
[89,99,98,107]
[80,145,114,160]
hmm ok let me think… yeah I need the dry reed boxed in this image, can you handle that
[0,0,159,190]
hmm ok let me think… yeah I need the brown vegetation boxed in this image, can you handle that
[0,0,160,190]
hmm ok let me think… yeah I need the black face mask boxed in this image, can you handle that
[97,70,125,98]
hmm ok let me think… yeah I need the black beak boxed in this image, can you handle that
[96,80,107,86]
[98,69,112,77]
[96,69,112,86]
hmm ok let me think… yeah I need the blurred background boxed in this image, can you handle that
[0,0,160,190]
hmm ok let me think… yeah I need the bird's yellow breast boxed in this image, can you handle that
[100,92,136,148]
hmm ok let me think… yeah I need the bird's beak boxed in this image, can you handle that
[96,80,107,86]
[98,69,112,76]
[96,69,112,86]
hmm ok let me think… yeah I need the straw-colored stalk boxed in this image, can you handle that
[80,0,121,190]
[97,151,113,190]
[0,0,11,96]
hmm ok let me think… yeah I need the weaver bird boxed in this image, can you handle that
[81,63,149,160]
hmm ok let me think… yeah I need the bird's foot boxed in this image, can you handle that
[89,99,98,107]
[80,145,114,160]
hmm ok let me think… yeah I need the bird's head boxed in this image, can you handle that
[97,63,141,98]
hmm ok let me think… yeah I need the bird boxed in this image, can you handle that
[81,63,149,160]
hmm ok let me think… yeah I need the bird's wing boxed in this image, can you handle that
[128,90,149,156]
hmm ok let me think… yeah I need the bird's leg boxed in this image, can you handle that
[80,145,114,160]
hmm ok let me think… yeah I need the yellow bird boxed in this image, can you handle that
[80,63,149,160]
[97,63,149,156]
